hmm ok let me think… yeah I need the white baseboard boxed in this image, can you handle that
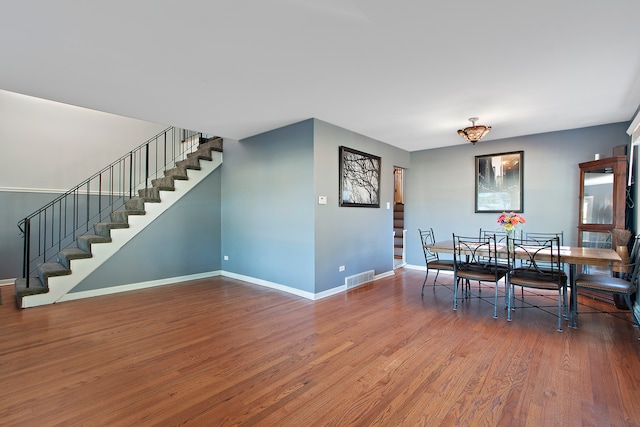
[0,278,16,287]
[55,269,395,304]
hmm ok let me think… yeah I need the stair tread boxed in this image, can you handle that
[39,262,71,276]
[95,221,129,228]
[59,247,92,258]
[78,234,112,243]
[121,209,145,215]
[15,278,49,296]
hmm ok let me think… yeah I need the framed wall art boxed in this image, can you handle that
[339,146,381,208]
[475,150,523,213]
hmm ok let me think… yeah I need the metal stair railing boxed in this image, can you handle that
[17,126,207,288]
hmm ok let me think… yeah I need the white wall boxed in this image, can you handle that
[0,89,167,190]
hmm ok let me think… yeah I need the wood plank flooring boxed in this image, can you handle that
[0,269,639,426]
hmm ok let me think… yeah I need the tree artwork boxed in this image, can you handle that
[339,146,381,207]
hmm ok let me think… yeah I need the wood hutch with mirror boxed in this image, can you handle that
[577,155,627,249]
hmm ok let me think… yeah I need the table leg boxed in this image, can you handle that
[569,263,577,328]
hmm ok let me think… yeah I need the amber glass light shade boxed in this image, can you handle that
[457,117,491,144]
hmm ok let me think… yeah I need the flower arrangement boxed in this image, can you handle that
[497,212,525,232]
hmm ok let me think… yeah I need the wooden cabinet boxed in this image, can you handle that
[577,155,627,248]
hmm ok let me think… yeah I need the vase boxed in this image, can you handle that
[507,230,515,252]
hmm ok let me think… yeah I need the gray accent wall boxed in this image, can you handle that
[70,168,222,292]
[221,118,410,294]
[404,122,632,267]
[0,191,63,279]
[313,120,410,292]
[221,120,316,293]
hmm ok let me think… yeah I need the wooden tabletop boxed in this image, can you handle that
[427,240,621,267]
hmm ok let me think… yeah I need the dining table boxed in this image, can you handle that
[425,240,622,328]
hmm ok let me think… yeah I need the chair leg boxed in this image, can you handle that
[453,273,458,311]
[624,294,638,326]
[557,289,563,332]
[433,270,440,287]
[507,283,512,321]
[421,269,429,296]
[493,282,499,319]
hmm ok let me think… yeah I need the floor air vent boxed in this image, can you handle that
[345,270,375,289]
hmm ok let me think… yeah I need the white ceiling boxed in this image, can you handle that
[2,0,640,152]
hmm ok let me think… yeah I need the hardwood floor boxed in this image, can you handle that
[1,269,639,426]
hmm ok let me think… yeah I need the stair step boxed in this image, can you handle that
[110,209,145,224]
[77,234,112,252]
[151,175,176,191]
[15,277,49,306]
[138,188,162,201]
[37,262,71,285]
[187,150,212,162]
[164,167,189,180]
[58,247,92,269]
[94,222,129,237]
[200,137,223,152]
[175,156,202,170]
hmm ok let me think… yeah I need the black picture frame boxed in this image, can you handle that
[339,146,381,208]
[475,150,524,213]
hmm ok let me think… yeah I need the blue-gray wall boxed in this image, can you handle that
[404,122,632,267]
[221,120,317,293]
[221,118,411,294]
[2,113,634,300]
[70,168,222,292]
[0,191,63,279]
[313,120,410,292]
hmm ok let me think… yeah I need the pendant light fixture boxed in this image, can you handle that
[457,117,491,144]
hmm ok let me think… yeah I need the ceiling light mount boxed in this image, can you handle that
[457,117,491,145]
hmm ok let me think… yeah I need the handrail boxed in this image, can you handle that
[17,126,205,287]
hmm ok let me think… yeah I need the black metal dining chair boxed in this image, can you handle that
[507,235,567,331]
[452,233,509,318]
[519,231,565,299]
[573,234,640,330]
[418,228,455,295]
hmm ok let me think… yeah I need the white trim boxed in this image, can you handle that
[375,270,395,280]
[0,186,68,194]
[59,271,222,302]
[49,268,395,304]
[0,278,16,286]
[221,271,317,300]
[627,111,640,137]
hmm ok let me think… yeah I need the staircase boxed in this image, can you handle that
[393,203,404,260]
[15,132,223,308]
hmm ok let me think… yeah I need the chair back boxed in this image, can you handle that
[621,234,640,282]
[524,231,564,270]
[479,228,512,243]
[525,231,564,246]
[453,233,501,274]
[509,236,563,279]
[419,228,439,264]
